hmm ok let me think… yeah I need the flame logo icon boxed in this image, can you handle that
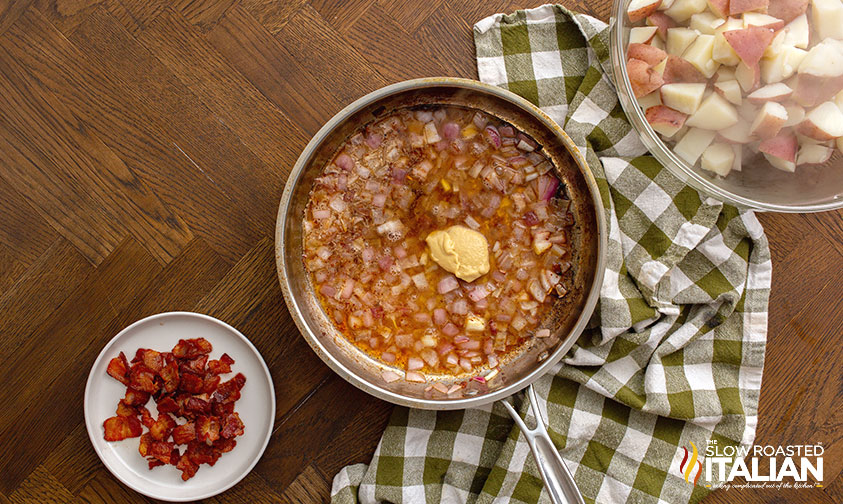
[679,442,703,485]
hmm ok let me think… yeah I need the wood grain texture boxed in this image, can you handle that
[0,0,838,502]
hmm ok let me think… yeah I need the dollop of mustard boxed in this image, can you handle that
[425,225,490,282]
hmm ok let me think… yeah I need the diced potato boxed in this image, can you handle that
[715,80,743,104]
[638,90,663,109]
[664,0,707,22]
[630,26,661,44]
[686,92,740,129]
[690,12,726,33]
[783,13,809,49]
[674,127,717,163]
[683,34,720,77]
[701,142,736,176]
[666,27,699,56]
[811,0,843,41]
[661,82,707,113]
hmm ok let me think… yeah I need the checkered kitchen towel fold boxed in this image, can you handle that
[332,5,772,504]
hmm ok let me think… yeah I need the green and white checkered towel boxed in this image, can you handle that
[331,5,772,504]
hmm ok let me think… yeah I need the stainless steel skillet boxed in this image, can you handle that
[276,78,607,503]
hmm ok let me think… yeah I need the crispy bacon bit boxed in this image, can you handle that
[196,415,220,445]
[207,353,235,375]
[103,416,142,441]
[211,373,246,404]
[179,373,204,394]
[220,413,244,439]
[138,433,153,457]
[103,339,244,480]
[133,349,164,373]
[202,374,220,395]
[116,400,137,417]
[186,441,221,466]
[129,365,158,394]
[172,338,213,359]
[149,414,177,441]
[179,355,208,375]
[185,397,211,416]
[214,438,237,453]
[149,440,176,464]
[148,458,166,469]
[140,407,155,428]
[106,352,130,385]
[159,357,179,393]
[123,388,150,406]
[155,396,179,414]
[172,423,196,445]
[176,456,199,481]
[212,400,235,417]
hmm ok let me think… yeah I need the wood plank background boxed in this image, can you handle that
[0,0,840,502]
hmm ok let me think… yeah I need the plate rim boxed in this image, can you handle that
[83,311,276,502]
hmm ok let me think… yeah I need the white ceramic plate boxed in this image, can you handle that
[84,312,275,502]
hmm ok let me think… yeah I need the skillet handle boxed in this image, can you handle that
[502,384,585,504]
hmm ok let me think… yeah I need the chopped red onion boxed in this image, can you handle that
[484,125,501,148]
[405,371,426,383]
[433,308,448,326]
[312,208,331,220]
[437,275,459,294]
[372,193,387,207]
[442,323,460,337]
[442,122,459,140]
[335,153,354,171]
[382,370,400,383]
[366,133,383,149]
[407,357,424,371]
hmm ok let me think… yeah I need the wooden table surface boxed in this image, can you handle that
[0,0,841,502]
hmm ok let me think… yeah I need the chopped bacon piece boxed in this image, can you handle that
[132,349,164,373]
[211,373,246,404]
[178,373,204,394]
[149,440,176,464]
[138,433,153,457]
[116,400,137,417]
[159,356,179,393]
[129,365,159,394]
[196,415,220,445]
[106,352,130,385]
[148,458,166,469]
[207,353,235,375]
[169,445,181,466]
[186,441,221,466]
[172,422,196,445]
[123,388,150,406]
[140,406,154,428]
[155,395,179,414]
[149,413,177,441]
[212,400,235,417]
[103,416,142,441]
[202,375,221,395]
[185,397,211,415]
[177,456,199,480]
[214,438,237,453]
[220,413,245,439]
[179,355,208,375]
[172,338,213,359]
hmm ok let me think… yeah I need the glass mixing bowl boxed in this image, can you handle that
[609,0,843,212]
